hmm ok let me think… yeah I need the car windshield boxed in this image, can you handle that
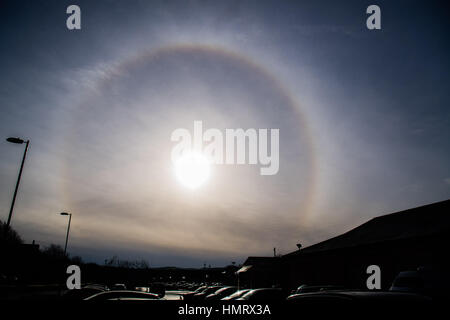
[215,287,230,294]
[241,290,257,299]
[203,287,221,294]
[227,290,249,299]
[87,291,159,300]
[216,287,236,296]
[243,289,282,299]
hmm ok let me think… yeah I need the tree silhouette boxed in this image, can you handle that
[42,244,67,259]
[0,219,23,246]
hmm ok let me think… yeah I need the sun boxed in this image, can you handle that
[174,152,211,189]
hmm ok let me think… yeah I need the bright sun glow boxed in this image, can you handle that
[175,152,211,189]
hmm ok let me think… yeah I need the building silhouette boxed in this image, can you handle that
[238,199,450,293]
[282,199,450,291]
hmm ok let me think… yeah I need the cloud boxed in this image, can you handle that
[291,25,363,38]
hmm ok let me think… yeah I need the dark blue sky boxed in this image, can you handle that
[1,0,449,267]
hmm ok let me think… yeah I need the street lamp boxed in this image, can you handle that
[6,137,30,228]
[60,212,72,256]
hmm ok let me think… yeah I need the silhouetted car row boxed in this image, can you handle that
[85,290,160,301]
[62,283,163,301]
[61,268,436,302]
[179,284,432,303]
[180,286,286,301]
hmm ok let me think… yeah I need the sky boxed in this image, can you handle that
[0,0,449,267]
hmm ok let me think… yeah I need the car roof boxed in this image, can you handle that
[288,291,431,301]
[225,289,249,296]
[248,288,282,292]
[85,290,159,300]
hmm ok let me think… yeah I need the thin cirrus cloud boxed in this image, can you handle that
[0,0,449,266]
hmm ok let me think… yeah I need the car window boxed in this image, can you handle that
[394,277,424,289]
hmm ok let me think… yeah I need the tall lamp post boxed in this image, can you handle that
[60,212,72,256]
[6,137,30,228]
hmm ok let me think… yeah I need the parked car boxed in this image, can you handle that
[180,285,208,301]
[390,271,425,293]
[287,290,431,303]
[63,284,107,300]
[291,285,345,296]
[149,282,166,298]
[222,289,250,300]
[237,288,285,301]
[110,283,127,290]
[390,267,446,299]
[192,286,224,301]
[205,286,237,300]
[84,290,160,301]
